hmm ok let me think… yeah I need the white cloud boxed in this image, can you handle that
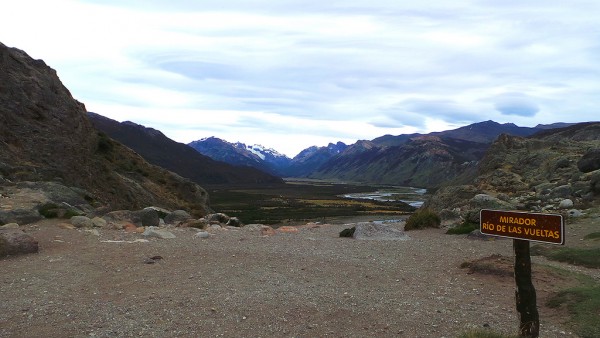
[1,0,600,156]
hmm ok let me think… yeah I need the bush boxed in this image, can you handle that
[583,232,600,240]
[457,329,517,338]
[38,203,59,218]
[96,133,114,154]
[404,208,441,230]
[446,221,478,235]
[531,246,600,268]
[546,285,600,338]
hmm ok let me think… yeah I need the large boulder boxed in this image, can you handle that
[164,210,193,225]
[577,149,600,173]
[0,229,39,257]
[132,208,160,227]
[142,227,176,239]
[0,209,42,225]
[352,222,409,241]
[102,210,134,224]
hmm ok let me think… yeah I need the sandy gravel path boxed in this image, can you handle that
[0,220,582,337]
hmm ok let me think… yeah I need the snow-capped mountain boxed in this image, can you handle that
[188,138,348,177]
[189,137,293,176]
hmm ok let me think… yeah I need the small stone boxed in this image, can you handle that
[142,227,176,239]
[91,217,107,228]
[260,226,276,236]
[558,199,574,209]
[70,216,93,228]
[0,223,19,229]
[185,219,209,229]
[226,217,243,227]
[123,223,138,233]
[57,223,75,230]
[85,229,100,236]
[207,213,230,224]
[194,231,210,239]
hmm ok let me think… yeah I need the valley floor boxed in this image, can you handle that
[1,217,597,337]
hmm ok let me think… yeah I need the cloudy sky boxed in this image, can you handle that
[2,0,599,157]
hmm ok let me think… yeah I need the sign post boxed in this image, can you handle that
[480,209,564,338]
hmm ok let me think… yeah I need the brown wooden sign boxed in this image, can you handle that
[480,209,564,245]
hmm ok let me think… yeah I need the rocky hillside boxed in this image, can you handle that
[0,42,210,219]
[88,113,283,185]
[189,121,549,184]
[305,121,556,187]
[308,136,488,188]
[426,122,600,224]
[282,142,348,177]
[371,120,542,147]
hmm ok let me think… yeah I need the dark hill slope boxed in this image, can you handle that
[310,136,488,188]
[372,120,541,147]
[309,121,548,188]
[0,42,209,215]
[88,114,283,186]
[426,122,600,221]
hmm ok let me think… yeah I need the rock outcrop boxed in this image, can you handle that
[425,123,600,224]
[0,42,210,222]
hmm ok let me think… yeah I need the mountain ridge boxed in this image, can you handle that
[88,113,283,186]
[188,120,569,186]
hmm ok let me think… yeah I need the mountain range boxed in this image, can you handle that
[186,120,573,188]
[87,109,580,190]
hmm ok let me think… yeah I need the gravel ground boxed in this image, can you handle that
[0,219,589,338]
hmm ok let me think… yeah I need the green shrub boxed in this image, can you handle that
[583,232,600,240]
[96,133,114,154]
[404,208,441,230]
[339,226,355,237]
[38,203,59,218]
[531,246,600,268]
[446,221,478,235]
[63,209,82,218]
[456,329,517,338]
[546,285,600,338]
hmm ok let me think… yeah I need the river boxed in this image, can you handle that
[340,186,427,208]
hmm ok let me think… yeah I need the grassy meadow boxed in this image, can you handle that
[206,179,418,225]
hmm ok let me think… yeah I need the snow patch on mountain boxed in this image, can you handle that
[246,144,266,160]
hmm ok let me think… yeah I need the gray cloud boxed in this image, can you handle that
[5,0,599,155]
[493,93,540,117]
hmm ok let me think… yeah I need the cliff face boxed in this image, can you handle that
[0,42,210,216]
[476,123,600,195]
